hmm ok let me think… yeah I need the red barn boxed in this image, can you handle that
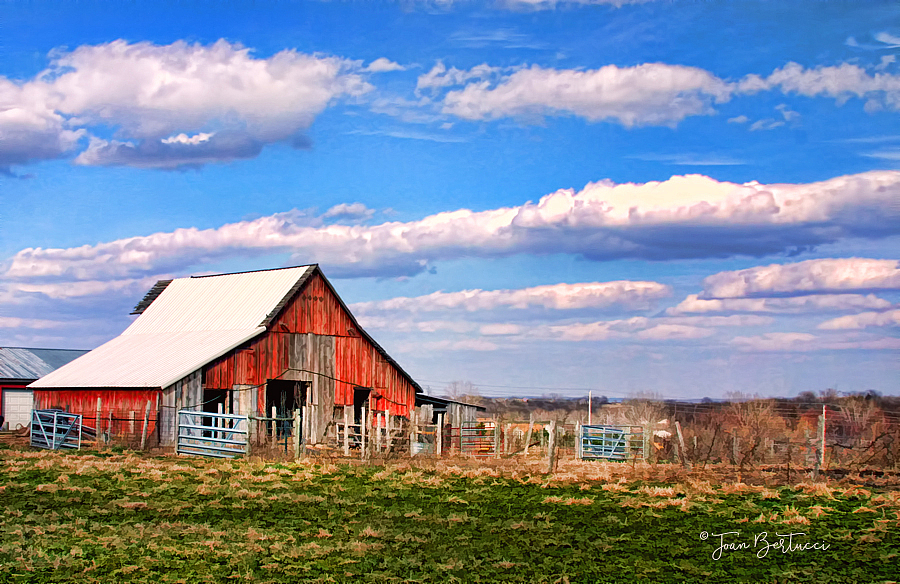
[30,265,422,446]
[1,347,88,430]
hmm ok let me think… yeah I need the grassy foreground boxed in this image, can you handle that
[0,449,898,583]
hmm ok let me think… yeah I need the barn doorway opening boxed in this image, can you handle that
[353,386,371,424]
[201,388,230,437]
[265,380,305,438]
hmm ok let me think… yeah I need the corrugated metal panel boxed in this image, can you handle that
[30,330,261,389]
[0,348,88,381]
[125,266,314,334]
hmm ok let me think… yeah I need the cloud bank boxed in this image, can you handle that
[5,171,900,289]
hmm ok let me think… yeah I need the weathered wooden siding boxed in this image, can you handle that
[202,271,417,422]
[159,370,202,446]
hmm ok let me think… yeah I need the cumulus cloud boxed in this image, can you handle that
[366,58,405,73]
[2,39,373,169]
[5,171,900,286]
[439,63,731,126]
[818,309,900,330]
[669,293,892,314]
[701,258,900,299]
[738,62,900,111]
[0,316,66,329]
[0,78,85,171]
[351,281,671,313]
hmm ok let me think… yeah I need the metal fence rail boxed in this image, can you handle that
[460,421,496,457]
[30,409,83,450]
[579,425,643,461]
[176,410,249,459]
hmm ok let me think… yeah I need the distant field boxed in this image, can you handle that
[0,448,898,583]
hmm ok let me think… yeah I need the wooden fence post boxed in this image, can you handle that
[364,406,373,460]
[343,405,351,457]
[546,420,557,474]
[140,400,151,451]
[493,416,500,459]
[436,413,444,457]
[95,397,102,449]
[675,421,692,471]
[504,423,511,456]
[409,410,417,455]
[575,422,581,460]
[524,413,534,456]
[293,409,301,460]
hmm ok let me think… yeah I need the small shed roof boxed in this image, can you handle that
[31,266,316,389]
[0,348,89,383]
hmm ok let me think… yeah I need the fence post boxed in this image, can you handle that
[643,422,651,462]
[365,406,373,460]
[524,413,534,456]
[175,410,181,456]
[293,409,301,460]
[95,397,102,449]
[301,405,308,456]
[504,423,511,456]
[675,421,691,471]
[436,413,444,457]
[140,400,151,451]
[343,405,351,457]
[409,410,417,455]
[814,408,826,480]
[493,416,500,459]
[546,420,557,474]
[575,422,581,460]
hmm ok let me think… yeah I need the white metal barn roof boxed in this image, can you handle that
[30,265,315,389]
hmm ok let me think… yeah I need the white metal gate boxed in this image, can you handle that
[176,410,248,459]
[30,409,83,450]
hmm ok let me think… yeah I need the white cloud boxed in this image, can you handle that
[366,58,405,73]
[669,293,892,314]
[440,63,732,126]
[479,323,522,335]
[0,78,85,171]
[749,119,784,132]
[739,61,900,111]
[818,309,900,330]
[732,331,900,352]
[701,258,900,299]
[5,171,900,286]
[0,316,66,329]
[322,202,376,221]
[2,39,374,169]
[416,61,499,93]
[727,115,749,124]
[351,281,670,313]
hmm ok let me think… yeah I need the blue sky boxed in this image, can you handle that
[2,0,899,399]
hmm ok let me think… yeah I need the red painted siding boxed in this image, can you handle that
[33,389,161,437]
[203,271,417,417]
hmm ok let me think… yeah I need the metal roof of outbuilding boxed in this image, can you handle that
[0,348,89,383]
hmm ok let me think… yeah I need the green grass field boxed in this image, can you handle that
[0,448,897,583]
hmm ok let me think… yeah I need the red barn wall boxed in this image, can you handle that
[33,388,161,439]
[203,272,416,417]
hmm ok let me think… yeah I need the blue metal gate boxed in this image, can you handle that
[30,410,83,450]
[579,425,643,461]
[177,410,248,459]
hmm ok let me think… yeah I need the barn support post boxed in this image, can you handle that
[343,406,351,457]
[270,406,277,446]
[504,423,511,456]
[436,413,444,457]
[546,420,557,474]
[643,422,651,462]
[292,409,301,460]
[524,413,534,456]
[140,400,151,451]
